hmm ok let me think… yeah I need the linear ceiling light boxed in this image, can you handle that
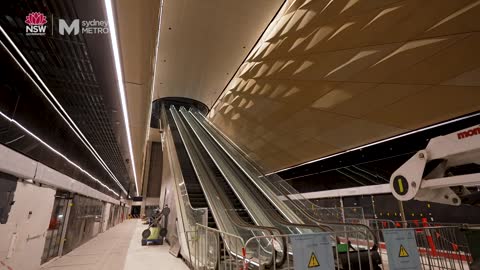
[0,36,127,195]
[0,110,119,197]
[105,0,139,195]
[271,112,480,175]
[146,0,164,140]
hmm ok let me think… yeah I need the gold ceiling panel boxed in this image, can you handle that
[209,0,480,172]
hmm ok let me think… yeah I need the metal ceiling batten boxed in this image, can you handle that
[0,0,132,195]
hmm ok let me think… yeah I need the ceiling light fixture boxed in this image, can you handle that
[0,36,127,195]
[145,0,164,155]
[105,0,139,195]
[0,110,119,197]
[270,112,480,175]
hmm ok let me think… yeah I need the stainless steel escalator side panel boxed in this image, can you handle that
[162,122,207,263]
[181,108,327,236]
[179,108,276,228]
[162,104,208,227]
[188,109,305,224]
[170,106,280,268]
[189,109,378,244]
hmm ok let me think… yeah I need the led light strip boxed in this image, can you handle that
[146,0,164,139]
[143,0,165,186]
[0,110,119,197]
[0,28,127,195]
[271,112,480,175]
[105,0,138,195]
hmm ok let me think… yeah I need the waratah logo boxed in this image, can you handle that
[25,12,47,36]
[25,12,47,25]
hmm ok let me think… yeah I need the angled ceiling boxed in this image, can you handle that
[116,0,285,193]
[0,0,135,195]
[208,0,480,173]
[116,0,161,192]
[151,0,285,107]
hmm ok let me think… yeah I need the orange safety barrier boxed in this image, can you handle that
[241,247,248,270]
[421,218,437,256]
[0,260,14,270]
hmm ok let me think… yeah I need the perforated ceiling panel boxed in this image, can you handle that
[0,0,131,192]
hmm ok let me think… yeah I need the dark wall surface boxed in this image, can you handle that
[314,194,480,224]
[0,172,17,224]
[63,194,103,255]
[146,142,163,197]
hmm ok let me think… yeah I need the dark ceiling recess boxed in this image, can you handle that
[0,42,119,197]
[279,112,480,193]
[150,97,209,129]
[0,0,132,194]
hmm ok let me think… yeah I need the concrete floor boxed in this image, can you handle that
[41,219,189,270]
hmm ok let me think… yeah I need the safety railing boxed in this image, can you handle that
[414,226,471,270]
[189,223,474,270]
[187,225,246,270]
[171,106,287,268]
[381,226,472,270]
[189,224,382,270]
[182,107,341,239]
[189,108,378,245]
[189,109,305,225]
[349,217,474,269]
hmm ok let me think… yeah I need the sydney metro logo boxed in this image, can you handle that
[25,12,47,36]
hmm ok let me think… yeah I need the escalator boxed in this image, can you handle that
[180,107,330,234]
[184,107,383,270]
[166,106,284,269]
[167,111,216,228]
[168,104,379,269]
[180,113,254,225]
[168,109,254,227]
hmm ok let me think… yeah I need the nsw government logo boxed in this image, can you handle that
[25,12,47,36]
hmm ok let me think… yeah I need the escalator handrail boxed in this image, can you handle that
[161,104,208,220]
[189,109,304,225]
[224,209,288,268]
[162,108,211,264]
[182,108,339,253]
[182,108,332,235]
[180,108,281,228]
[189,109,379,248]
[176,107,291,269]
[171,106,280,268]
[187,108,336,232]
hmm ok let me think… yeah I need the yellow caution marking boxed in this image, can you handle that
[399,245,409,257]
[308,252,320,268]
[397,178,404,193]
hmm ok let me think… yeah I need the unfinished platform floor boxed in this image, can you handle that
[41,219,189,270]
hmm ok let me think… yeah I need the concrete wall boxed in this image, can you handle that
[0,181,55,270]
[146,142,163,198]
